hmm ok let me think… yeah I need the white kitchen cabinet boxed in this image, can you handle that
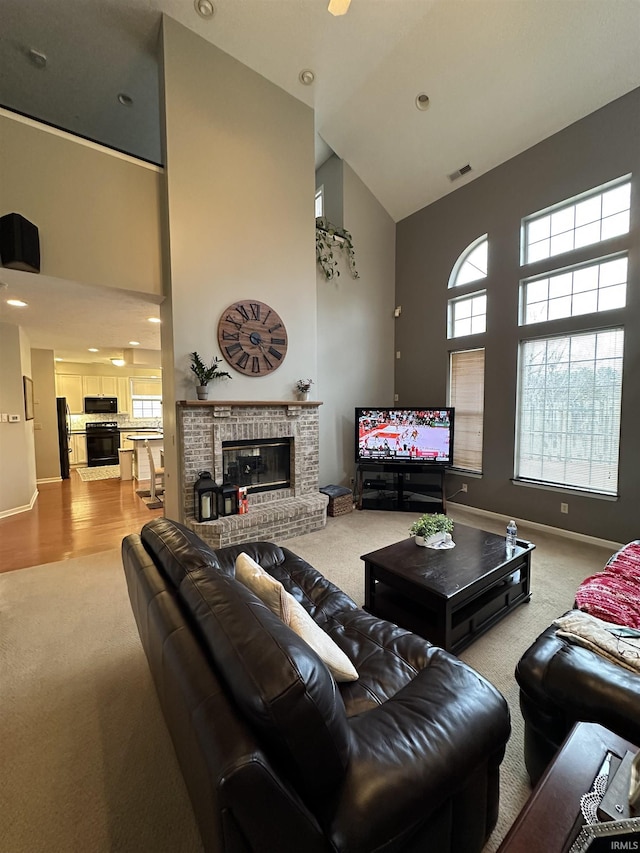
[69,434,87,466]
[130,377,162,397]
[81,376,101,397]
[117,377,131,414]
[82,376,118,398]
[56,375,84,413]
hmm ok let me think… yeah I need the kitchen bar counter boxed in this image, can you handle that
[126,433,164,441]
[127,435,163,481]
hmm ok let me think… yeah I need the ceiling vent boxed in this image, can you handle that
[448,164,472,182]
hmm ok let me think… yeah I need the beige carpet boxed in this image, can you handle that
[0,507,617,852]
[77,465,121,481]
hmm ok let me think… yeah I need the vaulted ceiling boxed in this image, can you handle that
[1,0,639,361]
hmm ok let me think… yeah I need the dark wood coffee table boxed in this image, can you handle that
[497,722,639,853]
[361,522,534,653]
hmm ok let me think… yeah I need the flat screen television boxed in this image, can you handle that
[355,407,454,466]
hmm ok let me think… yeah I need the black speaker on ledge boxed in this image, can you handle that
[0,212,41,273]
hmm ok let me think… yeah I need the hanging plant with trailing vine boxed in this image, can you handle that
[315,217,360,281]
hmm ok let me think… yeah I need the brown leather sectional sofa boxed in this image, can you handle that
[122,517,511,852]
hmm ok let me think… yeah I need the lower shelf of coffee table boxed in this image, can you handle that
[370,567,530,653]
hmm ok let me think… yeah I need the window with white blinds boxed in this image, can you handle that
[448,348,485,472]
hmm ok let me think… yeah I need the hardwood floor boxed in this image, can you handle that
[0,469,163,573]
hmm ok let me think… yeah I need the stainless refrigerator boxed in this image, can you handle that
[56,397,71,479]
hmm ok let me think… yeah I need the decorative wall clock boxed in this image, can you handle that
[217,300,288,376]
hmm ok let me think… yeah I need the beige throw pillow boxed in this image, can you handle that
[235,552,358,682]
[235,551,288,618]
[282,592,358,682]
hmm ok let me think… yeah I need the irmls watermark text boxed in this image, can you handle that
[611,841,639,851]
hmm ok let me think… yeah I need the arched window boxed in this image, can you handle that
[447,236,488,471]
[448,235,488,288]
[447,235,488,339]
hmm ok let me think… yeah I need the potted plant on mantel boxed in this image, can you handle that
[189,352,231,400]
[409,513,454,548]
[295,378,314,401]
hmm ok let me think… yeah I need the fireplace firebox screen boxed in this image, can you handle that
[222,438,291,493]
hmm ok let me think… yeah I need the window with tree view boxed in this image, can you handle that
[516,329,623,495]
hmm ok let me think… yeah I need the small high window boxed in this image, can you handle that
[520,254,627,326]
[448,291,487,339]
[449,235,488,287]
[523,177,630,265]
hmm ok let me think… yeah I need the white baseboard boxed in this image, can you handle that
[0,488,38,519]
[448,500,624,551]
[37,477,62,485]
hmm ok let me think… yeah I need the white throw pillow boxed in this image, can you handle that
[282,591,359,683]
[234,552,358,682]
[235,551,287,618]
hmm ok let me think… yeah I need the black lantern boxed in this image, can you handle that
[218,483,239,517]
[194,471,219,522]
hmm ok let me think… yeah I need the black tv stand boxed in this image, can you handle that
[356,463,446,513]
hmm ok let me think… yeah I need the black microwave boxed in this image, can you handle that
[84,397,118,414]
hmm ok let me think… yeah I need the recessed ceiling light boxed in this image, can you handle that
[88,348,99,353]
[299,69,315,86]
[128,341,140,346]
[415,93,430,111]
[7,298,27,307]
[117,93,133,107]
[28,48,47,68]
[328,0,351,16]
[111,358,126,367]
[55,357,63,362]
[148,317,161,324]
[194,0,215,18]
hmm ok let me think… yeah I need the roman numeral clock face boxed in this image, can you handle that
[217,301,288,376]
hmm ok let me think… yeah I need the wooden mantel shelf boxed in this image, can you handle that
[177,399,323,407]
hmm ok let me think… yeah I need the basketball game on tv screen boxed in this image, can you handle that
[356,408,454,465]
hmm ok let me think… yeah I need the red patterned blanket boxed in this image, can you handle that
[575,542,640,628]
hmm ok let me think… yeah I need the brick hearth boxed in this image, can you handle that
[177,400,328,548]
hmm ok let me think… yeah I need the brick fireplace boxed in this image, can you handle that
[177,400,328,548]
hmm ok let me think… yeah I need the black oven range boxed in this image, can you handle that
[85,421,120,467]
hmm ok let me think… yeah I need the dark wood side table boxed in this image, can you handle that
[497,722,639,853]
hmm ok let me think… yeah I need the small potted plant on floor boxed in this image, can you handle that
[190,352,231,400]
[409,513,454,547]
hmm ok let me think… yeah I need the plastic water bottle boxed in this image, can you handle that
[506,520,517,556]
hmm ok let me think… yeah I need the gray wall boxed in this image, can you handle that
[0,324,36,517]
[161,16,317,519]
[316,155,344,227]
[395,87,640,543]
[31,349,60,482]
[317,162,396,487]
[0,112,163,297]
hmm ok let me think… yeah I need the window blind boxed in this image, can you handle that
[449,349,485,472]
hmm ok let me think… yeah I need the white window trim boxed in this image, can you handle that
[519,251,628,326]
[448,233,488,288]
[520,174,631,266]
[514,327,624,496]
[447,290,487,339]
